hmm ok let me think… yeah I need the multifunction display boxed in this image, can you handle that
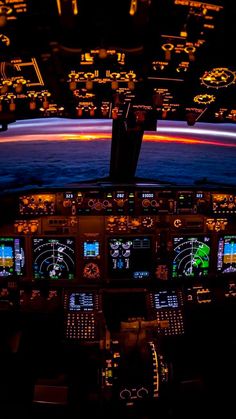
[172,236,210,278]
[149,289,184,335]
[152,290,179,309]
[217,235,236,274]
[0,237,25,277]
[33,238,75,279]
[108,237,152,279]
[83,240,100,258]
[69,292,94,311]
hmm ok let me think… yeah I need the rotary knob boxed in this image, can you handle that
[137,387,149,399]
[142,199,150,208]
[94,201,103,211]
[173,218,182,228]
[151,200,158,207]
[116,199,125,207]
[63,200,72,207]
[22,198,29,205]
[120,388,131,400]
[30,223,38,233]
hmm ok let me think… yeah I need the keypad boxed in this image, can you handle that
[156,309,184,336]
[66,312,96,340]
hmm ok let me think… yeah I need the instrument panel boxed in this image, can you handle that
[0,185,236,284]
[16,188,236,217]
[0,184,235,413]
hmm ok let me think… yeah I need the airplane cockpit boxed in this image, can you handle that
[0,1,235,418]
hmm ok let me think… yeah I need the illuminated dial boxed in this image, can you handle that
[83,263,100,279]
[122,249,131,257]
[110,240,120,250]
[129,217,141,230]
[200,68,236,89]
[122,241,132,250]
[0,34,10,46]
[172,237,210,278]
[173,219,182,228]
[33,238,75,279]
[106,216,128,232]
[212,194,236,213]
[110,249,119,258]
[110,239,132,256]
[117,217,128,230]
[116,199,125,207]
[142,217,154,229]
[110,240,132,258]
[19,194,55,215]
[193,94,215,105]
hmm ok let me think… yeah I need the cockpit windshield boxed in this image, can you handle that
[0,118,112,192]
[1,118,235,192]
[137,121,236,185]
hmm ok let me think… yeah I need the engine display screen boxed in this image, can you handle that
[172,236,210,278]
[217,235,236,274]
[108,236,152,279]
[0,237,25,277]
[33,238,75,279]
[152,290,179,309]
[69,292,94,311]
[83,240,100,258]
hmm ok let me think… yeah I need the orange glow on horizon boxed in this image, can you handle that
[0,132,235,148]
[143,133,236,147]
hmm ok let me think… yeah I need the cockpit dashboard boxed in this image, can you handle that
[0,186,235,417]
[1,183,236,284]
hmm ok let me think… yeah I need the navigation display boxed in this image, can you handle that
[217,235,236,274]
[69,292,94,311]
[108,236,152,279]
[0,237,25,277]
[172,236,210,278]
[33,238,75,279]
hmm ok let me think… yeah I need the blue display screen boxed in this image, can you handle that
[217,235,236,274]
[0,237,25,277]
[83,241,100,258]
